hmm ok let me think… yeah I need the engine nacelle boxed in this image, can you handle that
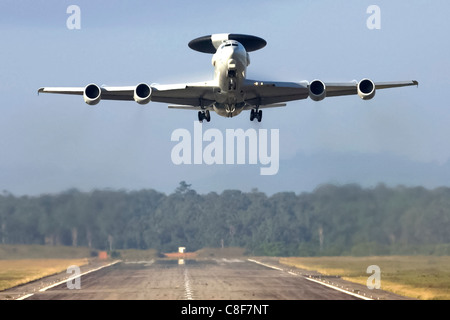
[134,83,152,105]
[83,83,101,105]
[357,78,376,100]
[309,79,326,101]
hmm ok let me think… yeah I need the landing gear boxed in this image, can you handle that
[228,70,237,91]
[228,78,237,91]
[250,108,262,122]
[198,110,211,123]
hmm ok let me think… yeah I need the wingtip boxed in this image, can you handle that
[37,87,44,95]
[413,80,419,87]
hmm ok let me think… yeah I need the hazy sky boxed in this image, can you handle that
[0,0,448,195]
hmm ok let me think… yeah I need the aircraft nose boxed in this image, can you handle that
[227,45,242,58]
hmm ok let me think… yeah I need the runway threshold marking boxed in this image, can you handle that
[16,260,122,300]
[247,259,373,300]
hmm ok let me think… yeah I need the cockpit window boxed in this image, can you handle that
[223,42,239,48]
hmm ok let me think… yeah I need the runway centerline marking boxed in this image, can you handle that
[183,267,194,300]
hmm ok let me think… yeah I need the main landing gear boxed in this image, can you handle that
[250,108,262,122]
[198,110,211,123]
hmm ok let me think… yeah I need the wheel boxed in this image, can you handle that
[229,78,236,90]
[205,110,211,122]
[257,110,262,122]
[198,111,204,123]
[250,109,255,121]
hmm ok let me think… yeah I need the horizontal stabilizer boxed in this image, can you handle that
[244,103,286,110]
[168,105,210,110]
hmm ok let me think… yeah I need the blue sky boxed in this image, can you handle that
[0,0,448,195]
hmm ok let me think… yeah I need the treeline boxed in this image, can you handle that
[1,182,450,256]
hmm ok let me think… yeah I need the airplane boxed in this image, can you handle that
[38,33,418,123]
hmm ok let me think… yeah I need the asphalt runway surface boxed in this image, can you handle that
[5,258,410,301]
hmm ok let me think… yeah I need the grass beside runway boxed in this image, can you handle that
[0,244,94,291]
[0,258,89,291]
[279,256,450,300]
[0,244,93,260]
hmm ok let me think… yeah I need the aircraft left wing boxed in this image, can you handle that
[241,79,418,107]
[38,81,219,107]
[242,80,310,107]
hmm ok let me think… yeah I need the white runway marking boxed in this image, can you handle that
[15,260,121,300]
[304,276,372,300]
[247,259,284,271]
[184,268,194,300]
[247,259,373,300]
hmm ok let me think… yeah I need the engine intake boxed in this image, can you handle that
[134,83,152,104]
[83,83,101,105]
[309,80,326,101]
[357,79,376,100]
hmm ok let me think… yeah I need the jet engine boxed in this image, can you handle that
[357,79,376,100]
[83,83,101,105]
[134,83,152,104]
[309,80,326,101]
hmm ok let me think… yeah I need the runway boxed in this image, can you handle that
[7,258,409,301]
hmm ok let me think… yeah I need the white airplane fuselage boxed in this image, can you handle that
[211,40,249,117]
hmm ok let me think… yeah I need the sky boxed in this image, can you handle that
[0,0,448,196]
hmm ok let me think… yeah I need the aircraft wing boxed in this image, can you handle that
[39,79,418,108]
[323,80,418,97]
[242,80,310,106]
[38,86,137,101]
[242,79,418,107]
[150,82,217,106]
[38,81,219,106]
